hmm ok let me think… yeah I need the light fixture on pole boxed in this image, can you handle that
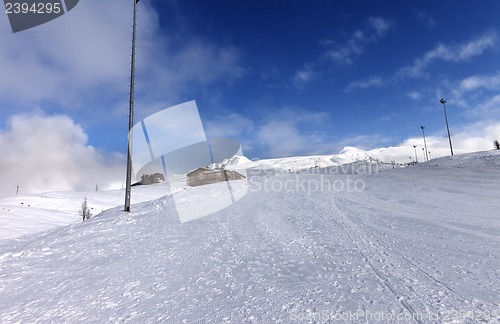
[420,125,429,161]
[428,151,431,160]
[413,145,418,163]
[124,0,140,212]
[422,147,426,161]
[440,98,454,156]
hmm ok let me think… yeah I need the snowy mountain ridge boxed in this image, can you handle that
[216,146,378,172]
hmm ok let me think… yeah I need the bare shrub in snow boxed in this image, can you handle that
[80,198,91,221]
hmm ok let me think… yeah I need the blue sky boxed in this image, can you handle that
[1,0,500,194]
[149,0,500,159]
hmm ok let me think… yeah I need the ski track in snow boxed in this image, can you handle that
[0,152,499,323]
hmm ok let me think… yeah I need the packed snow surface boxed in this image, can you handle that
[0,150,499,323]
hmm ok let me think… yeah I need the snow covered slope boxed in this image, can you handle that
[0,150,499,322]
[0,185,168,240]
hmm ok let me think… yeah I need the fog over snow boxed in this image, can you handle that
[0,112,125,198]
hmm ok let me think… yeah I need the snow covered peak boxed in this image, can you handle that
[338,146,360,154]
[222,155,252,167]
[331,146,375,165]
[210,155,253,170]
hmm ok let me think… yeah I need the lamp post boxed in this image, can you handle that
[440,98,454,156]
[413,145,418,163]
[124,0,139,212]
[422,147,426,161]
[428,151,431,160]
[420,125,429,161]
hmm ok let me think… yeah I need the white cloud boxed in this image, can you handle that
[292,16,393,89]
[201,102,500,163]
[324,40,364,66]
[254,109,335,158]
[323,17,394,67]
[0,113,125,198]
[337,134,393,151]
[442,74,500,119]
[345,76,384,92]
[204,107,339,158]
[464,94,500,118]
[412,9,436,29]
[0,1,138,106]
[349,32,497,93]
[205,113,255,139]
[459,73,500,91]
[293,63,319,89]
[397,32,497,78]
[368,121,500,163]
[367,17,393,38]
[407,91,423,100]
[0,0,242,115]
[318,17,392,91]
[249,115,500,162]
[257,120,315,158]
[378,112,397,122]
[168,40,242,85]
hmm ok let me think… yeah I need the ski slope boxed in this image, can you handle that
[0,151,499,323]
[0,184,169,240]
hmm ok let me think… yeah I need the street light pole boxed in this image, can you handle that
[420,125,429,161]
[124,0,139,212]
[413,145,418,163]
[440,98,454,156]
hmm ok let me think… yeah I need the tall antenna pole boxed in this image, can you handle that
[421,125,429,162]
[124,0,138,212]
[440,98,454,156]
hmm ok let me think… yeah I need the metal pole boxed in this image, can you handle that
[422,147,426,161]
[124,0,138,212]
[413,145,418,163]
[440,98,454,156]
[421,125,429,161]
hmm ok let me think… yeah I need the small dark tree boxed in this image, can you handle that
[494,140,500,150]
[80,198,91,221]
